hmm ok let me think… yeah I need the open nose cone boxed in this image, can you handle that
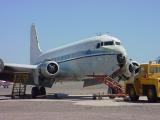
[117,54,126,67]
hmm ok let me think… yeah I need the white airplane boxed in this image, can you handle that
[0,24,140,97]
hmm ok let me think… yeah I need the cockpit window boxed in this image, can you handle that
[116,42,121,45]
[96,41,120,49]
[104,41,114,46]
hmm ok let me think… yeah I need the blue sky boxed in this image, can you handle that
[0,0,160,64]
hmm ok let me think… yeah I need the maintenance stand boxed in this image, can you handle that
[11,72,29,99]
[91,75,127,100]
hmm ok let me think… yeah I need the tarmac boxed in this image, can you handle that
[0,81,160,120]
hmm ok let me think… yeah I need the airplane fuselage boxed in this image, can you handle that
[34,35,127,81]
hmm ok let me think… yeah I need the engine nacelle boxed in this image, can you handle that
[38,61,59,78]
[0,59,4,73]
[123,60,140,78]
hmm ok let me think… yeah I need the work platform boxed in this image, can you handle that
[91,75,127,100]
[88,67,127,100]
[11,72,29,99]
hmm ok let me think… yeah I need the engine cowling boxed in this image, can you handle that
[0,59,4,73]
[38,61,59,78]
[123,60,140,78]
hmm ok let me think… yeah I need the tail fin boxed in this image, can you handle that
[30,24,42,64]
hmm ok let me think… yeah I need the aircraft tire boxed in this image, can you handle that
[40,87,46,95]
[128,85,139,101]
[147,87,157,103]
[31,87,40,98]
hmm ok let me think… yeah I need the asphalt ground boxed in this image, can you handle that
[0,81,160,120]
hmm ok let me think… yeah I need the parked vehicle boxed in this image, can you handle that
[126,63,160,102]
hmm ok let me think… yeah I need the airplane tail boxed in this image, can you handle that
[30,24,42,64]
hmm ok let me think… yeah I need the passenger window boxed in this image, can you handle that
[96,43,100,48]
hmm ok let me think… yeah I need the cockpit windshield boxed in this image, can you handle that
[96,41,121,49]
[104,41,114,46]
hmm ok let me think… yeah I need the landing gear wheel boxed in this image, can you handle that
[108,87,116,99]
[92,94,97,100]
[40,87,46,95]
[31,87,40,98]
[54,94,58,99]
[147,87,157,103]
[128,85,139,101]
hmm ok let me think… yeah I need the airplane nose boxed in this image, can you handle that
[116,46,127,57]
[117,54,126,67]
[103,45,127,56]
[102,45,127,67]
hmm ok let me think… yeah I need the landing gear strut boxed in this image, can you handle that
[31,86,46,98]
[108,87,116,99]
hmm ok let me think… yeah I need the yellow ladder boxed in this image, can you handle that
[12,72,29,99]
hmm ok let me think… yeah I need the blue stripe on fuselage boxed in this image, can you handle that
[58,53,117,64]
[36,50,117,64]
[55,50,117,64]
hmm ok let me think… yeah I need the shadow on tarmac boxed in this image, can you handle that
[0,93,93,101]
[1,93,160,103]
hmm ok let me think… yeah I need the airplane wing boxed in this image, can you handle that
[4,63,37,71]
[0,59,59,87]
[0,62,37,84]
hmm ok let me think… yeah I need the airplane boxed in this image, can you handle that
[0,24,140,98]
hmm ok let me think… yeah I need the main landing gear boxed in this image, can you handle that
[31,86,46,98]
